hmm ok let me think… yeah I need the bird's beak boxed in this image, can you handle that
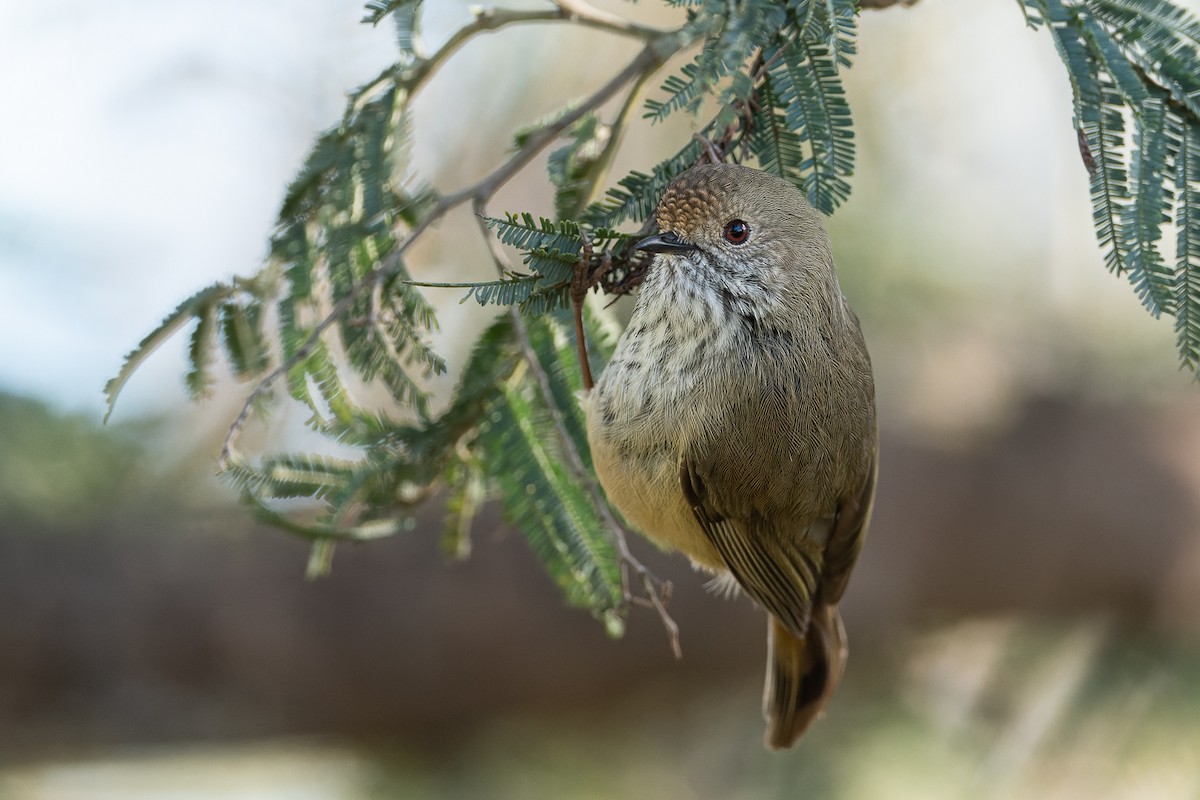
[633,231,697,255]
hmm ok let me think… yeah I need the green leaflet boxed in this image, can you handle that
[582,138,705,227]
[1174,120,1200,369]
[766,37,854,214]
[1031,0,1200,372]
[486,213,586,255]
[465,275,547,308]
[1123,98,1176,316]
[185,300,220,400]
[441,456,486,560]
[479,368,623,630]
[219,301,271,380]
[103,282,236,421]
[523,316,593,471]
[747,75,805,186]
[1082,100,1131,277]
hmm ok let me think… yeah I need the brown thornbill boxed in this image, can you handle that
[583,163,877,749]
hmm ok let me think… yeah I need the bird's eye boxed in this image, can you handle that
[723,219,750,244]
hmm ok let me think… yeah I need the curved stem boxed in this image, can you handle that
[349,3,670,122]
[552,0,664,40]
[406,3,667,94]
[582,66,661,210]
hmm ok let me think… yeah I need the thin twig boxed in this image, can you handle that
[472,198,681,659]
[580,66,660,210]
[694,132,724,164]
[551,0,664,40]
[348,4,667,129]
[406,2,664,91]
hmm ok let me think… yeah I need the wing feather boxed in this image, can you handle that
[680,456,821,636]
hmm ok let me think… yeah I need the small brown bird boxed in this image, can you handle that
[585,163,877,749]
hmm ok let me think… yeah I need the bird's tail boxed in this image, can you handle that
[763,604,847,750]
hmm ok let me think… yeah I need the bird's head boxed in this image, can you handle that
[633,163,837,312]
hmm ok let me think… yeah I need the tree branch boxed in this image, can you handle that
[551,0,664,40]
[220,38,684,468]
[348,3,669,125]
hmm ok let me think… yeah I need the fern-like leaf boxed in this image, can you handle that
[220,301,272,380]
[184,299,219,400]
[524,317,592,470]
[465,275,546,307]
[487,213,585,255]
[747,74,805,184]
[103,282,234,422]
[225,452,356,500]
[646,58,733,122]
[1123,97,1176,315]
[1082,99,1132,276]
[768,39,855,214]
[479,377,623,629]
[525,249,580,283]
[1175,119,1200,369]
[797,0,859,69]
[582,138,705,227]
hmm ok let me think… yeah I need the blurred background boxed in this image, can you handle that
[3,0,1200,797]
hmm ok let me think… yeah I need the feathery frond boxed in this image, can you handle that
[1029,0,1200,372]
[479,374,623,629]
[185,299,220,400]
[1123,97,1176,315]
[583,138,705,227]
[464,275,547,308]
[767,38,855,213]
[747,75,805,185]
[103,282,236,422]
[1174,119,1200,368]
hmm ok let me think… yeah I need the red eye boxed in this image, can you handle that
[723,219,749,244]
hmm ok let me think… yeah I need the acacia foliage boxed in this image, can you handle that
[105,0,1200,632]
[1025,0,1200,369]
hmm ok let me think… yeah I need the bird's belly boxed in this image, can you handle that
[584,385,725,571]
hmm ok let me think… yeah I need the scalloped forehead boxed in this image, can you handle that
[654,163,808,234]
[655,165,733,233]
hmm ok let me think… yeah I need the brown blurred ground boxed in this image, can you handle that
[2,390,1197,760]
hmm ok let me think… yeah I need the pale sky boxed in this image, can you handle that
[0,0,397,411]
[2,0,1194,419]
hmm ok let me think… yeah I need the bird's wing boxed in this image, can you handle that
[679,456,823,636]
[820,445,877,605]
[679,443,876,637]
